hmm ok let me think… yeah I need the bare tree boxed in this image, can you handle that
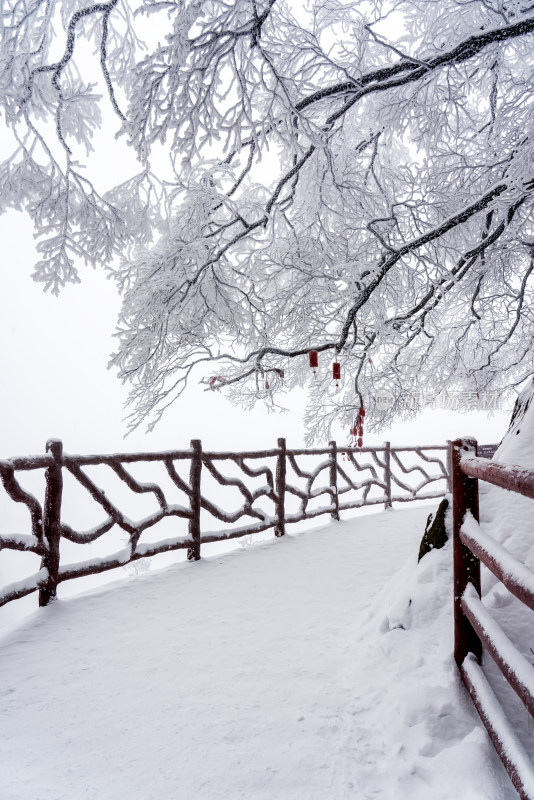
[2,0,534,437]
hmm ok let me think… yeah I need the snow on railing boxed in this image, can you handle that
[452,438,534,800]
[0,438,454,610]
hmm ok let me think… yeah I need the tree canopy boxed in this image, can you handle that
[2,0,534,437]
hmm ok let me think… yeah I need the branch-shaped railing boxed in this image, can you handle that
[452,438,534,800]
[0,438,457,610]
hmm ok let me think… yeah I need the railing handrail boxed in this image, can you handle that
[3,442,451,470]
[460,453,534,501]
[452,438,534,800]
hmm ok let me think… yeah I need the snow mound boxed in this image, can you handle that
[342,525,513,799]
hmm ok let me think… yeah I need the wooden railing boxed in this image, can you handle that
[0,438,452,610]
[452,438,534,800]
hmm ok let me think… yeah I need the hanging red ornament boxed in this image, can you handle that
[209,375,226,390]
[332,361,341,391]
[265,379,270,390]
[348,405,367,448]
[309,350,318,378]
[348,405,365,448]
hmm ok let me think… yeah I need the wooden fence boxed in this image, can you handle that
[0,438,453,610]
[452,438,534,800]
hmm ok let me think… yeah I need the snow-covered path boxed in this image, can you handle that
[0,506,514,800]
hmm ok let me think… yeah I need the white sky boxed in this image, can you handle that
[0,208,511,460]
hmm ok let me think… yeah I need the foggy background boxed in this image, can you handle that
[0,209,511,635]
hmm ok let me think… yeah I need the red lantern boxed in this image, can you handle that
[309,350,318,378]
[332,362,341,381]
[357,437,363,448]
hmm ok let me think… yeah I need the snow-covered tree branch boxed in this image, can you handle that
[2,0,534,437]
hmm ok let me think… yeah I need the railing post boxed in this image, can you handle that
[384,441,392,509]
[446,439,452,492]
[451,437,482,668]
[329,440,340,521]
[187,439,202,561]
[275,437,286,537]
[39,439,63,607]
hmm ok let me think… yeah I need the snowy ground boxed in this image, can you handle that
[0,505,516,800]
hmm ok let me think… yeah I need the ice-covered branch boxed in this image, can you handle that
[4,0,534,435]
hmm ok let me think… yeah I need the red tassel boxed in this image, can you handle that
[349,405,366,448]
